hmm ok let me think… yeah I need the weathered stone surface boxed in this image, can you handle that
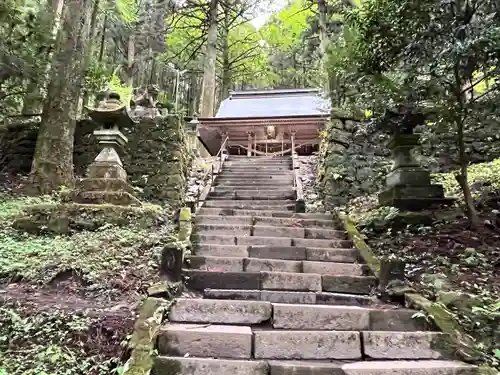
[269,360,345,375]
[187,256,244,272]
[272,304,370,330]
[302,261,363,276]
[261,291,316,304]
[183,270,260,291]
[261,271,322,291]
[248,246,307,260]
[306,248,358,263]
[203,289,261,300]
[254,330,361,359]
[363,331,445,359]
[253,225,305,238]
[196,223,251,235]
[322,275,377,294]
[158,324,252,358]
[169,298,272,324]
[304,228,347,239]
[294,238,353,248]
[153,357,269,375]
[244,258,302,272]
[195,215,253,225]
[316,292,375,306]
[254,217,335,228]
[239,236,292,247]
[194,244,249,257]
[194,234,236,245]
[341,360,478,375]
[369,308,429,331]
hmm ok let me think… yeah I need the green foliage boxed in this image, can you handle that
[108,74,133,103]
[115,0,139,23]
[0,305,125,375]
[432,158,500,198]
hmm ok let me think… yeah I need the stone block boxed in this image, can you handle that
[169,298,271,324]
[304,228,347,239]
[306,248,358,263]
[363,331,445,359]
[187,256,244,272]
[261,291,316,304]
[244,258,302,273]
[183,270,261,291]
[195,215,253,225]
[385,168,431,187]
[302,261,363,276]
[272,304,370,330]
[322,275,377,294]
[369,308,429,331]
[254,330,361,360]
[316,292,375,306]
[158,324,252,358]
[341,360,477,375]
[196,223,251,236]
[253,225,305,238]
[194,244,249,257]
[153,357,269,375]
[294,238,352,248]
[203,289,261,301]
[238,237,292,247]
[193,234,236,245]
[269,360,345,375]
[248,246,307,260]
[261,271,322,291]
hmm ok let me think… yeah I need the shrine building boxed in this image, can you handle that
[195,88,330,156]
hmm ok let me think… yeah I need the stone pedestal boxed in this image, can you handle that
[378,133,452,210]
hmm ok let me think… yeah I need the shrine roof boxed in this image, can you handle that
[215,88,330,118]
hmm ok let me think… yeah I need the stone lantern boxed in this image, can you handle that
[186,114,200,154]
[73,91,141,206]
[377,107,452,210]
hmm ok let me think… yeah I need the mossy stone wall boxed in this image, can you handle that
[0,116,191,206]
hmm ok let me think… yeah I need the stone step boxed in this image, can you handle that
[194,244,249,257]
[187,255,365,275]
[202,200,296,210]
[218,171,293,177]
[169,298,272,324]
[254,216,336,228]
[254,329,361,359]
[159,325,445,360]
[195,215,254,225]
[169,298,428,332]
[214,180,289,187]
[197,208,334,220]
[158,323,253,359]
[214,184,285,190]
[341,360,477,374]
[192,245,358,262]
[153,357,477,375]
[203,289,376,306]
[208,190,296,200]
[196,223,252,235]
[251,225,346,239]
[223,166,291,171]
[193,234,352,248]
[215,177,294,184]
[154,357,268,375]
[184,270,376,294]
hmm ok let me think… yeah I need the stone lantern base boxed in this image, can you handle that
[378,133,454,210]
[70,148,141,206]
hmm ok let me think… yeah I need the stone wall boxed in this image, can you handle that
[317,119,500,209]
[0,116,191,206]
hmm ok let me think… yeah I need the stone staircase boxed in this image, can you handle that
[152,155,477,375]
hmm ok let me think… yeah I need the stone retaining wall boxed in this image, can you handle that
[0,116,191,206]
[317,119,500,208]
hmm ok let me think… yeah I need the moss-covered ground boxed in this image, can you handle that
[0,174,174,375]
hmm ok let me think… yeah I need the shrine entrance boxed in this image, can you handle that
[194,89,330,156]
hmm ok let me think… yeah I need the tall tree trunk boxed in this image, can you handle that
[317,0,329,94]
[98,14,107,62]
[30,0,93,193]
[221,10,231,101]
[22,0,65,115]
[199,0,218,117]
[80,0,101,111]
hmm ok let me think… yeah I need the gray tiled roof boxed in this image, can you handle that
[215,89,330,118]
